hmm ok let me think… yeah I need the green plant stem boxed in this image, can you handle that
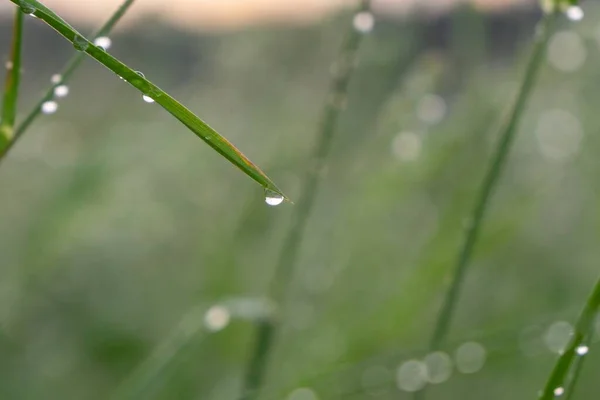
[5,0,286,199]
[417,11,557,398]
[0,8,24,148]
[240,2,371,399]
[0,0,136,162]
[539,278,600,399]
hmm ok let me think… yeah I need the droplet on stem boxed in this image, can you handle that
[265,190,284,206]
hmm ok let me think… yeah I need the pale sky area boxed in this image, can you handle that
[0,0,535,31]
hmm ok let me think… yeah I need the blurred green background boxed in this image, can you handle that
[1,1,600,399]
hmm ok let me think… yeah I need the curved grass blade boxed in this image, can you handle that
[414,9,558,400]
[539,278,600,400]
[0,0,137,161]
[0,8,24,149]
[8,0,288,199]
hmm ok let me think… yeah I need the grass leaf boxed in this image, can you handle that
[8,0,288,199]
[0,8,24,149]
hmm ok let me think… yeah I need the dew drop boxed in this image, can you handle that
[203,305,230,332]
[53,85,69,98]
[135,71,145,78]
[576,345,589,355]
[264,190,284,206]
[41,101,58,115]
[93,36,112,51]
[554,387,564,396]
[566,6,584,21]
[50,74,62,84]
[5,61,13,70]
[142,95,155,103]
[19,1,35,14]
[353,11,374,34]
[73,36,89,52]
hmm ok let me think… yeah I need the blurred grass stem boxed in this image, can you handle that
[418,10,558,398]
[0,8,24,150]
[240,1,371,398]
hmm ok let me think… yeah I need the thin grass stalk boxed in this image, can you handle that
[539,277,600,399]
[415,9,558,399]
[0,8,24,148]
[240,2,371,398]
[0,0,136,162]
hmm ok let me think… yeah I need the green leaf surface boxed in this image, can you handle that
[8,0,288,200]
[0,8,24,147]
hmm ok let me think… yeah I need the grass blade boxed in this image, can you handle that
[0,8,24,149]
[416,9,558,399]
[240,2,371,399]
[539,278,600,400]
[0,0,137,161]
[8,0,287,199]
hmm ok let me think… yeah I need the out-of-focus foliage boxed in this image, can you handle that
[0,2,600,399]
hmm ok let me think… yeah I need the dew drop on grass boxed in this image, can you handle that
[353,11,374,34]
[576,345,589,355]
[135,71,145,78]
[566,6,584,21]
[204,305,230,332]
[50,74,62,84]
[142,95,155,103]
[93,36,112,51]
[265,190,284,206]
[41,101,58,115]
[554,387,564,396]
[73,36,89,51]
[18,1,35,15]
[53,85,69,98]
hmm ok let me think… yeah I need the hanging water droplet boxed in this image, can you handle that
[41,101,58,115]
[73,36,89,52]
[264,190,284,206]
[50,74,62,84]
[93,36,112,51]
[576,345,589,355]
[53,85,69,98]
[203,305,231,332]
[135,71,145,78]
[554,387,564,396]
[142,95,155,103]
[566,6,584,21]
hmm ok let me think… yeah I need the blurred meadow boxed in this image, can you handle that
[1,0,600,399]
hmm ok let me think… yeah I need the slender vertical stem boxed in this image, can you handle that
[0,8,24,148]
[415,10,558,399]
[240,2,371,398]
[0,0,137,161]
[539,277,600,400]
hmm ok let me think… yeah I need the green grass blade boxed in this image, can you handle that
[0,8,24,149]
[539,278,600,399]
[1,0,137,161]
[9,0,287,199]
[240,1,371,399]
[415,10,558,400]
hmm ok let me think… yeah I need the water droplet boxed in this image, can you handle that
[93,36,112,51]
[264,190,284,206]
[5,61,13,70]
[396,360,428,392]
[455,342,486,374]
[73,36,89,52]
[554,387,564,396]
[135,71,145,78]
[142,95,155,103]
[353,11,375,34]
[203,305,230,332]
[53,85,69,98]
[19,1,36,14]
[566,6,584,21]
[41,101,58,115]
[50,74,62,84]
[576,345,589,355]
